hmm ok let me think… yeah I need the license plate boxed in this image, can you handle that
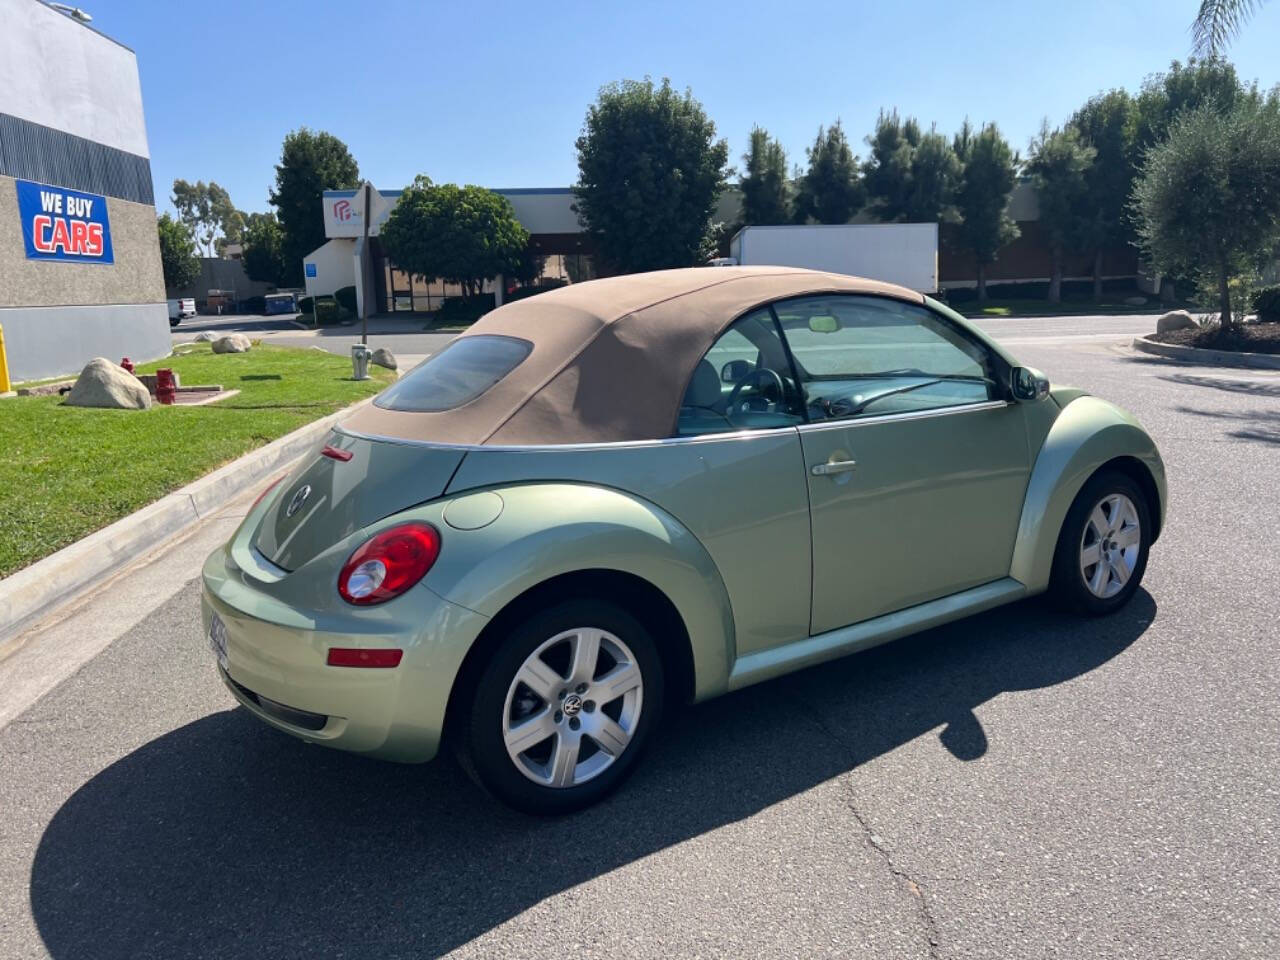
[208,612,229,671]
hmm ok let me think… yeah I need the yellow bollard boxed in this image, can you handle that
[0,323,11,395]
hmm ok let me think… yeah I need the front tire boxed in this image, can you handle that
[1049,469,1151,616]
[458,599,664,815]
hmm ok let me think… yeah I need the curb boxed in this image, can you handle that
[0,398,372,644]
[1131,334,1280,370]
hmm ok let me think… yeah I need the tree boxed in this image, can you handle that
[1193,0,1268,56]
[952,121,1020,302]
[1071,89,1138,300]
[269,128,359,285]
[863,110,919,221]
[1133,58,1254,154]
[864,110,961,225]
[905,127,962,224]
[240,212,290,288]
[573,78,729,273]
[1133,99,1280,331]
[1026,124,1095,303]
[171,179,237,257]
[216,209,247,257]
[793,121,864,224]
[739,126,790,225]
[379,176,530,296]
[156,213,199,291]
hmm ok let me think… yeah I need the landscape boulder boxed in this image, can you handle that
[371,347,397,371]
[1156,310,1198,334]
[193,331,216,342]
[64,358,152,410]
[212,333,252,354]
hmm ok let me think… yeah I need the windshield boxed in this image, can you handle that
[374,335,532,412]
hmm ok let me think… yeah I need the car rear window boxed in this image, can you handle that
[374,335,532,412]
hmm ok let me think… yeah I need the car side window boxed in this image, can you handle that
[772,295,999,423]
[676,308,806,436]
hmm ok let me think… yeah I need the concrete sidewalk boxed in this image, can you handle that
[0,483,259,728]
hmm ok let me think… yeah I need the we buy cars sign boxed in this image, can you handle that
[16,179,114,264]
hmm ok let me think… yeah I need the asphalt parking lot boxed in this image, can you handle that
[2,317,1277,959]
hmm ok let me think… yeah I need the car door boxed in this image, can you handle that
[668,307,815,657]
[772,294,1032,636]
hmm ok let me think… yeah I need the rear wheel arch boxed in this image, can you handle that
[443,569,696,745]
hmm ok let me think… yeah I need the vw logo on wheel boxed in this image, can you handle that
[562,694,583,717]
[285,484,312,518]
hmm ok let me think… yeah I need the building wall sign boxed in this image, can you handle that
[16,178,114,264]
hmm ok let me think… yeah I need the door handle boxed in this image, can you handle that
[811,459,857,477]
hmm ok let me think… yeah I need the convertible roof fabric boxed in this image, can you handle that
[342,266,922,446]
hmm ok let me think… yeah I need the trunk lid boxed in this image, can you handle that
[254,431,464,571]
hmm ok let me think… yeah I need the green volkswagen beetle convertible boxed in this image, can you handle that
[202,266,1165,813]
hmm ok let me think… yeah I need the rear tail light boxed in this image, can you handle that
[321,444,353,462]
[251,475,285,510]
[338,522,440,605]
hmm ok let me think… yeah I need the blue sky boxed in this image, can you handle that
[93,0,1278,217]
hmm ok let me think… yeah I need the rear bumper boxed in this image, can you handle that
[201,540,489,763]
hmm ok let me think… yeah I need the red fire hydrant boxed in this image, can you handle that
[120,357,134,374]
[156,368,177,405]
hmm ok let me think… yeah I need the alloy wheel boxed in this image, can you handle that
[1079,493,1142,599]
[502,627,644,788]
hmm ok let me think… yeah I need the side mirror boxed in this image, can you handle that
[1010,366,1050,402]
[721,359,753,383]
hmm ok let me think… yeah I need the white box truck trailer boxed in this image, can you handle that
[725,223,939,293]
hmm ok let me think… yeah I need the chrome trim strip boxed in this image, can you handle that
[795,399,1012,435]
[336,400,1012,452]
[334,424,801,452]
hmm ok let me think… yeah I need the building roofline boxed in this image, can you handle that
[323,186,574,199]
[26,0,137,54]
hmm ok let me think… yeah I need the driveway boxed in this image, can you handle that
[2,315,1277,959]
[172,313,457,366]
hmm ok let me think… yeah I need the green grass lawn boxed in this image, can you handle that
[951,298,1171,319]
[0,343,393,579]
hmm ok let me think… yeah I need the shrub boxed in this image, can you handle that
[436,293,495,325]
[334,285,358,313]
[942,278,1141,303]
[316,297,353,326]
[505,279,568,303]
[1251,285,1280,323]
[294,295,351,326]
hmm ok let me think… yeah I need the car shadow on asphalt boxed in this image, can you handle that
[29,590,1156,960]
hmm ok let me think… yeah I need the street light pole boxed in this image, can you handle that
[361,182,370,347]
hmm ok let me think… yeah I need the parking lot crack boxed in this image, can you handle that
[790,696,943,960]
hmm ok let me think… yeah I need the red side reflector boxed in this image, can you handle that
[321,445,353,462]
[326,648,403,668]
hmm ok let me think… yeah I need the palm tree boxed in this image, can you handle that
[1192,0,1267,56]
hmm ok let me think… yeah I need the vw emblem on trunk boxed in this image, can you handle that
[285,484,312,518]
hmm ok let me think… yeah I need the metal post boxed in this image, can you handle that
[361,182,371,346]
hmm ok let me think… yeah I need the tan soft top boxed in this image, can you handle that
[342,266,922,446]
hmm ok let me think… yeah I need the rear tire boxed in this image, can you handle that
[1049,469,1151,616]
[457,599,664,815]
